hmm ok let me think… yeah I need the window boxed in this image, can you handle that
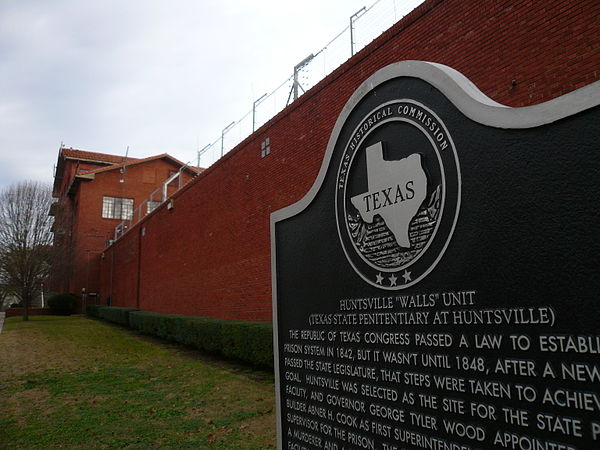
[102,196,134,220]
[147,200,160,214]
[261,138,271,158]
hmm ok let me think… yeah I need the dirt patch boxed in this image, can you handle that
[0,326,61,377]
[2,388,51,426]
[238,412,277,448]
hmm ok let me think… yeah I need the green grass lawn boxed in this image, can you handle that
[0,315,276,449]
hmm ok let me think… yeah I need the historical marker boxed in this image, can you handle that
[271,61,600,449]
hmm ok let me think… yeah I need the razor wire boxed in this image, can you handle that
[113,0,415,241]
[195,0,415,168]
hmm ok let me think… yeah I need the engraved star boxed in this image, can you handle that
[403,270,412,283]
[375,273,384,284]
[389,274,398,286]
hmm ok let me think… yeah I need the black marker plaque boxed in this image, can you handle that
[272,61,600,449]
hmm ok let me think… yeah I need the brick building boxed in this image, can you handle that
[51,0,599,320]
[49,147,198,303]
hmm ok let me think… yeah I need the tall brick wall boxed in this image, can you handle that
[101,229,141,308]
[66,159,195,296]
[99,0,600,320]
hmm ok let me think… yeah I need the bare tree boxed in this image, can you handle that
[0,181,53,320]
[0,282,8,311]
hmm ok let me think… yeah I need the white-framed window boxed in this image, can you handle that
[102,196,134,220]
[147,200,160,214]
[261,137,271,158]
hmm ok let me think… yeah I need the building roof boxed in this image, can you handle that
[60,147,140,165]
[78,153,200,176]
[53,146,201,197]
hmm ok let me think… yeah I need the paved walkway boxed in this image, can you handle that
[0,312,5,334]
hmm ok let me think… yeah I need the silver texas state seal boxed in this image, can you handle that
[335,100,461,290]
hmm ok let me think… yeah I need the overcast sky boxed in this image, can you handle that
[0,0,422,192]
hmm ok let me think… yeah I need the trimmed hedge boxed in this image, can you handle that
[176,317,224,354]
[86,304,104,317]
[221,320,273,368]
[91,308,273,369]
[129,312,190,343]
[98,306,139,326]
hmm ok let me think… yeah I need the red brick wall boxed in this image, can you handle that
[100,229,140,308]
[5,308,53,318]
[99,0,600,320]
[67,159,195,296]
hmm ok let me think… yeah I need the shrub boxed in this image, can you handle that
[180,317,224,354]
[129,311,167,335]
[86,304,104,317]
[221,321,273,368]
[47,293,76,315]
[97,306,139,326]
[147,313,188,342]
[128,311,273,369]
